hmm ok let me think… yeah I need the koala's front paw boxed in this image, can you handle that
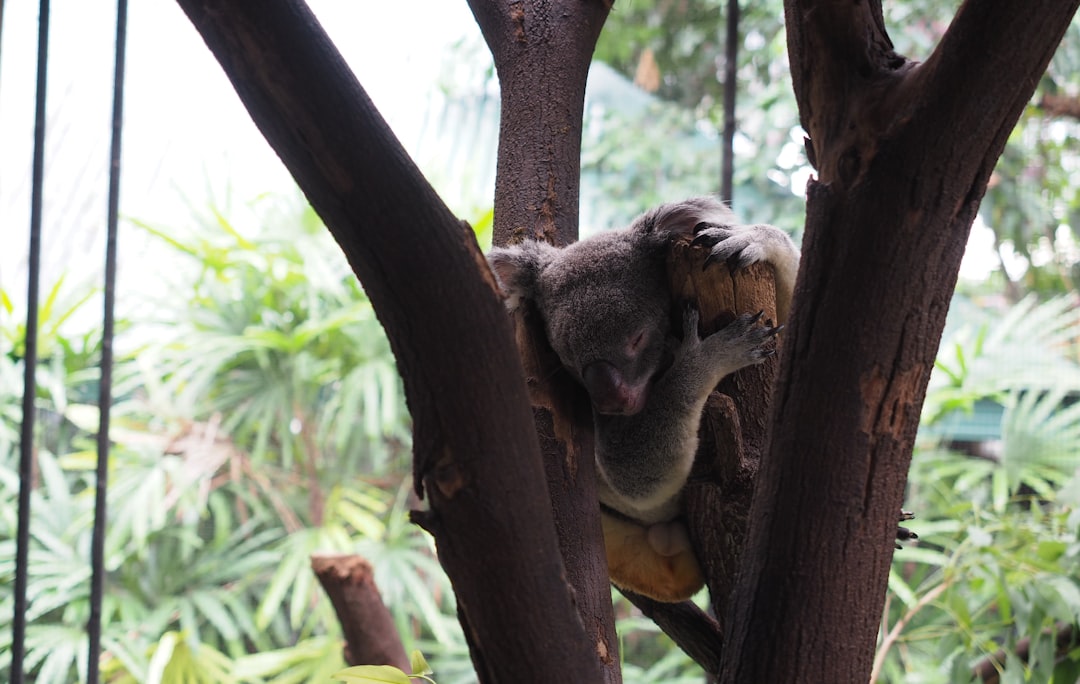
[702,311,781,369]
[690,221,773,272]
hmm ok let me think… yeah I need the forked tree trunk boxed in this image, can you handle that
[719,2,1080,682]
[175,0,1080,681]
[465,2,620,682]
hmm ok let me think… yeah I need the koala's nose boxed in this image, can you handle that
[582,360,647,416]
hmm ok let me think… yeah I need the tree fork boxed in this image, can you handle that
[622,250,781,675]
[722,1,1080,682]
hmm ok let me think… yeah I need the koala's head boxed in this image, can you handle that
[488,229,671,416]
[487,197,738,416]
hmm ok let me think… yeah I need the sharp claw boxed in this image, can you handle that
[690,232,713,248]
[750,310,765,324]
[702,251,720,270]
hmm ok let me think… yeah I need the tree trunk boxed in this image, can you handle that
[719,2,1080,682]
[467,2,621,682]
[467,0,611,247]
[174,2,604,681]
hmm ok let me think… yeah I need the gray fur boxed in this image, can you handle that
[487,197,800,529]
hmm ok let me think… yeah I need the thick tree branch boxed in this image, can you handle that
[783,0,911,184]
[468,2,618,682]
[620,591,723,675]
[722,2,1080,682]
[902,1,1080,220]
[919,1,1079,140]
[1039,94,1080,121]
[311,554,409,670]
[173,2,603,681]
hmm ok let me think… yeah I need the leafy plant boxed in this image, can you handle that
[333,650,436,684]
[0,200,463,683]
[876,293,1080,682]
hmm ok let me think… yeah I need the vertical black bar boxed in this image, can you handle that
[12,1,50,682]
[87,0,128,680]
[721,0,739,204]
[0,0,7,86]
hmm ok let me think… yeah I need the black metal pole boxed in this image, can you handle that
[721,0,739,204]
[87,0,128,680]
[12,1,50,681]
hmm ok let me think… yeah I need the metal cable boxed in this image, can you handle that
[12,1,50,682]
[86,0,128,680]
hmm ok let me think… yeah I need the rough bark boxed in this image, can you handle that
[508,299,618,679]
[467,0,610,247]
[173,2,603,681]
[468,2,619,682]
[311,554,409,670]
[720,2,1080,682]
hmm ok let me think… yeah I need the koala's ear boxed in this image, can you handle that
[487,241,558,311]
[630,196,738,248]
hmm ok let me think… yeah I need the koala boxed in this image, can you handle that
[487,196,800,601]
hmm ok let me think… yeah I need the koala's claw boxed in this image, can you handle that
[896,509,918,549]
[681,303,701,340]
[693,223,771,274]
[692,221,710,235]
[703,311,781,364]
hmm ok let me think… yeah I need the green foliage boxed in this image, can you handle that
[594,3,1080,301]
[614,607,705,683]
[877,295,1080,682]
[131,197,410,480]
[590,0,804,229]
[980,18,1080,298]
[926,295,1080,424]
[332,649,435,684]
[0,198,466,683]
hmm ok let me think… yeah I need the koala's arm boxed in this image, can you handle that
[594,309,778,523]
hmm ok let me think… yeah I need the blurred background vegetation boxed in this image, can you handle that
[1,0,1079,682]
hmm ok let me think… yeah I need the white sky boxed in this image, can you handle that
[0,0,483,310]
